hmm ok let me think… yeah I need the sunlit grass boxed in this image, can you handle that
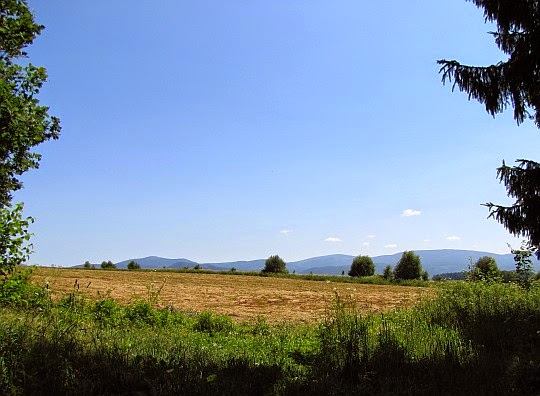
[1,271,539,395]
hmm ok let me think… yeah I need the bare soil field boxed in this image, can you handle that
[31,267,431,323]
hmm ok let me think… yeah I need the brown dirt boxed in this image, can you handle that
[31,267,431,324]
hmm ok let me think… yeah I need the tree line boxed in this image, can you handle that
[261,251,429,281]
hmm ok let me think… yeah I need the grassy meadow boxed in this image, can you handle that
[0,267,539,395]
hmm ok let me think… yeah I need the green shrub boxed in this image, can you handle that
[193,311,234,334]
[467,256,499,281]
[127,260,140,270]
[92,298,122,327]
[0,267,49,308]
[101,261,116,269]
[0,203,34,277]
[394,251,422,280]
[348,255,375,277]
[383,265,393,280]
[262,255,288,274]
[125,300,156,325]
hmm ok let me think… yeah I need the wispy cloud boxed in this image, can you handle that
[324,237,342,243]
[362,242,370,247]
[446,236,461,241]
[367,235,376,239]
[280,229,293,235]
[401,209,422,217]
[423,239,431,243]
[384,244,398,249]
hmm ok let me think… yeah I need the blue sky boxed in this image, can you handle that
[16,0,539,266]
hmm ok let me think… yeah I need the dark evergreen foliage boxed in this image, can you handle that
[485,160,540,257]
[438,0,540,127]
[438,0,540,257]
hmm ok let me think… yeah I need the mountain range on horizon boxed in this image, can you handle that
[74,249,540,277]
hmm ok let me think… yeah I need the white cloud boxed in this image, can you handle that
[324,237,342,243]
[367,235,376,239]
[384,244,398,249]
[423,239,431,243]
[362,242,370,247]
[401,209,422,217]
[446,236,461,241]
[280,229,293,235]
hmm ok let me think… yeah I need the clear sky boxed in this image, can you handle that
[16,0,539,266]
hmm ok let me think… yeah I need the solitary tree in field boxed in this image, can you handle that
[469,256,499,281]
[438,0,540,257]
[127,260,140,270]
[262,255,288,274]
[394,251,423,280]
[348,255,375,277]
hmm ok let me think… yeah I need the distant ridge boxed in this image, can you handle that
[73,250,539,276]
[114,256,197,269]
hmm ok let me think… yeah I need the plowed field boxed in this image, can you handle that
[31,268,431,323]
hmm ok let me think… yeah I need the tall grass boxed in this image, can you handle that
[0,275,539,394]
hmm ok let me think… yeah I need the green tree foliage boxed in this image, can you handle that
[101,261,116,270]
[83,261,92,269]
[382,265,393,280]
[0,203,33,276]
[393,251,423,280]
[127,260,140,270]
[0,0,61,208]
[468,256,500,281]
[511,241,535,288]
[348,255,375,277]
[438,0,540,257]
[262,255,288,274]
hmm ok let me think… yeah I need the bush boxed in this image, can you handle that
[127,260,140,270]
[348,255,375,277]
[101,261,116,269]
[468,256,499,281]
[262,255,288,274]
[394,251,422,280]
[383,265,393,280]
[193,311,234,334]
[0,203,33,277]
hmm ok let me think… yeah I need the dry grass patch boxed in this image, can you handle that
[31,267,431,323]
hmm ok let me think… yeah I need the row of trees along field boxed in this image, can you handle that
[348,252,429,281]
[260,252,429,281]
[83,260,141,270]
